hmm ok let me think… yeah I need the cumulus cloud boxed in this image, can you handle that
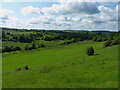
[21,6,43,15]
[0,8,14,15]
[27,15,55,25]
[0,8,14,20]
[0,14,8,20]
[0,8,14,25]
[21,1,100,15]
[98,5,117,22]
[1,1,118,31]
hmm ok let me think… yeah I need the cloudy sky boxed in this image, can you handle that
[0,0,119,31]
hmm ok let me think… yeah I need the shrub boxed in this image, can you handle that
[15,46,21,51]
[24,45,31,50]
[31,43,38,49]
[87,47,94,56]
[2,45,21,52]
[97,39,102,42]
[111,40,118,45]
[118,39,120,44]
[104,40,111,47]
[92,37,97,41]
[38,44,45,48]
[61,40,73,45]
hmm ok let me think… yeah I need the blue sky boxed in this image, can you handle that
[0,1,119,31]
[1,2,59,20]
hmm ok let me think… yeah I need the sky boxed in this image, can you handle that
[0,0,119,31]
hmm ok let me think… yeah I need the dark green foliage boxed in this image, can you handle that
[24,45,31,50]
[92,37,97,41]
[87,47,94,56]
[61,38,80,45]
[1,28,120,53]
[104,40,111,47]
[19,34,33,43]
[103,32,120,47]
[15,46,21,51]
[24,43,45,51]
[2,46,21,52]
[38,44,45,48]
[2,31,6,38]
[61,41,73,45]
[111,40,118,45]
[1,28,99,43]
[31,43,38,49]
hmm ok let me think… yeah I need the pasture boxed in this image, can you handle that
[2,41,118,88]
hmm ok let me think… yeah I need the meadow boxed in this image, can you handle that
[2,41,118,88]
[2,28,119,88]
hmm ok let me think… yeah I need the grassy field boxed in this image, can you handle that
[2,41,118,88]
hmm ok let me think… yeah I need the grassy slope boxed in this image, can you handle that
[2,41,118,88]
[2,40,64,49]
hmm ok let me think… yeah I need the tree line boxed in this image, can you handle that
[1,28,120,53]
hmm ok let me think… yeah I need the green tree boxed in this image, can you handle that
[104,40,111,47]
[87,47,94,56]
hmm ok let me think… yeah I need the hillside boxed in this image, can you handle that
[2,41,118,88]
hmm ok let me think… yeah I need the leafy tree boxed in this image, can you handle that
[2,31,6,38]
[24,45,31,50]
[104,40,111,47]
[111,40,118,45]
[15,46,21,51]
[87,47,94,56]
[38,44,45,48]
[31,43,38,49]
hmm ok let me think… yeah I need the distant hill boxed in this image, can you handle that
[1,27,118,33]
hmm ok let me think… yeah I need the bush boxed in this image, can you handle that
[104,40,111,47]
[15,46,21,51]
[24,45,31,50]
[87,47,94,56]
[92,37,97,41]
[31,43,38,49]
[2,45,21,52]
[97,39,102,42]
[38,44,45,48]
[24,43,45,51]
[111,40,118,45]
[61,40,73,45]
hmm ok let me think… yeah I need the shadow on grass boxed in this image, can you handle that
[94,54,100,56]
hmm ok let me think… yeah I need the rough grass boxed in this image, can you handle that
[2,41,118,88]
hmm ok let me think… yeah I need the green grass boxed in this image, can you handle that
[2,41,118,88]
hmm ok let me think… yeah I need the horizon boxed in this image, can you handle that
[0,1,119,31]
[1,27,118,32]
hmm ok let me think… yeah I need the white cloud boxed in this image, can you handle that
[42,2,100,15]
[0,8,14,25]
[98,5,117,22]
[21,6,43,15]
[0,14,8,20]
[0,8,14,15]
[21,1,100,16]
[0,8,14,20]
[1,2,118,31]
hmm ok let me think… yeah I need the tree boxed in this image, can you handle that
[31,43,38,49]
[87,47,94,56]
[111,40,118,45]
[24,45,31,50]
[104,40,111,47]
[2,31,6,38]
[15,46,21,51]
[38,44,45,48]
